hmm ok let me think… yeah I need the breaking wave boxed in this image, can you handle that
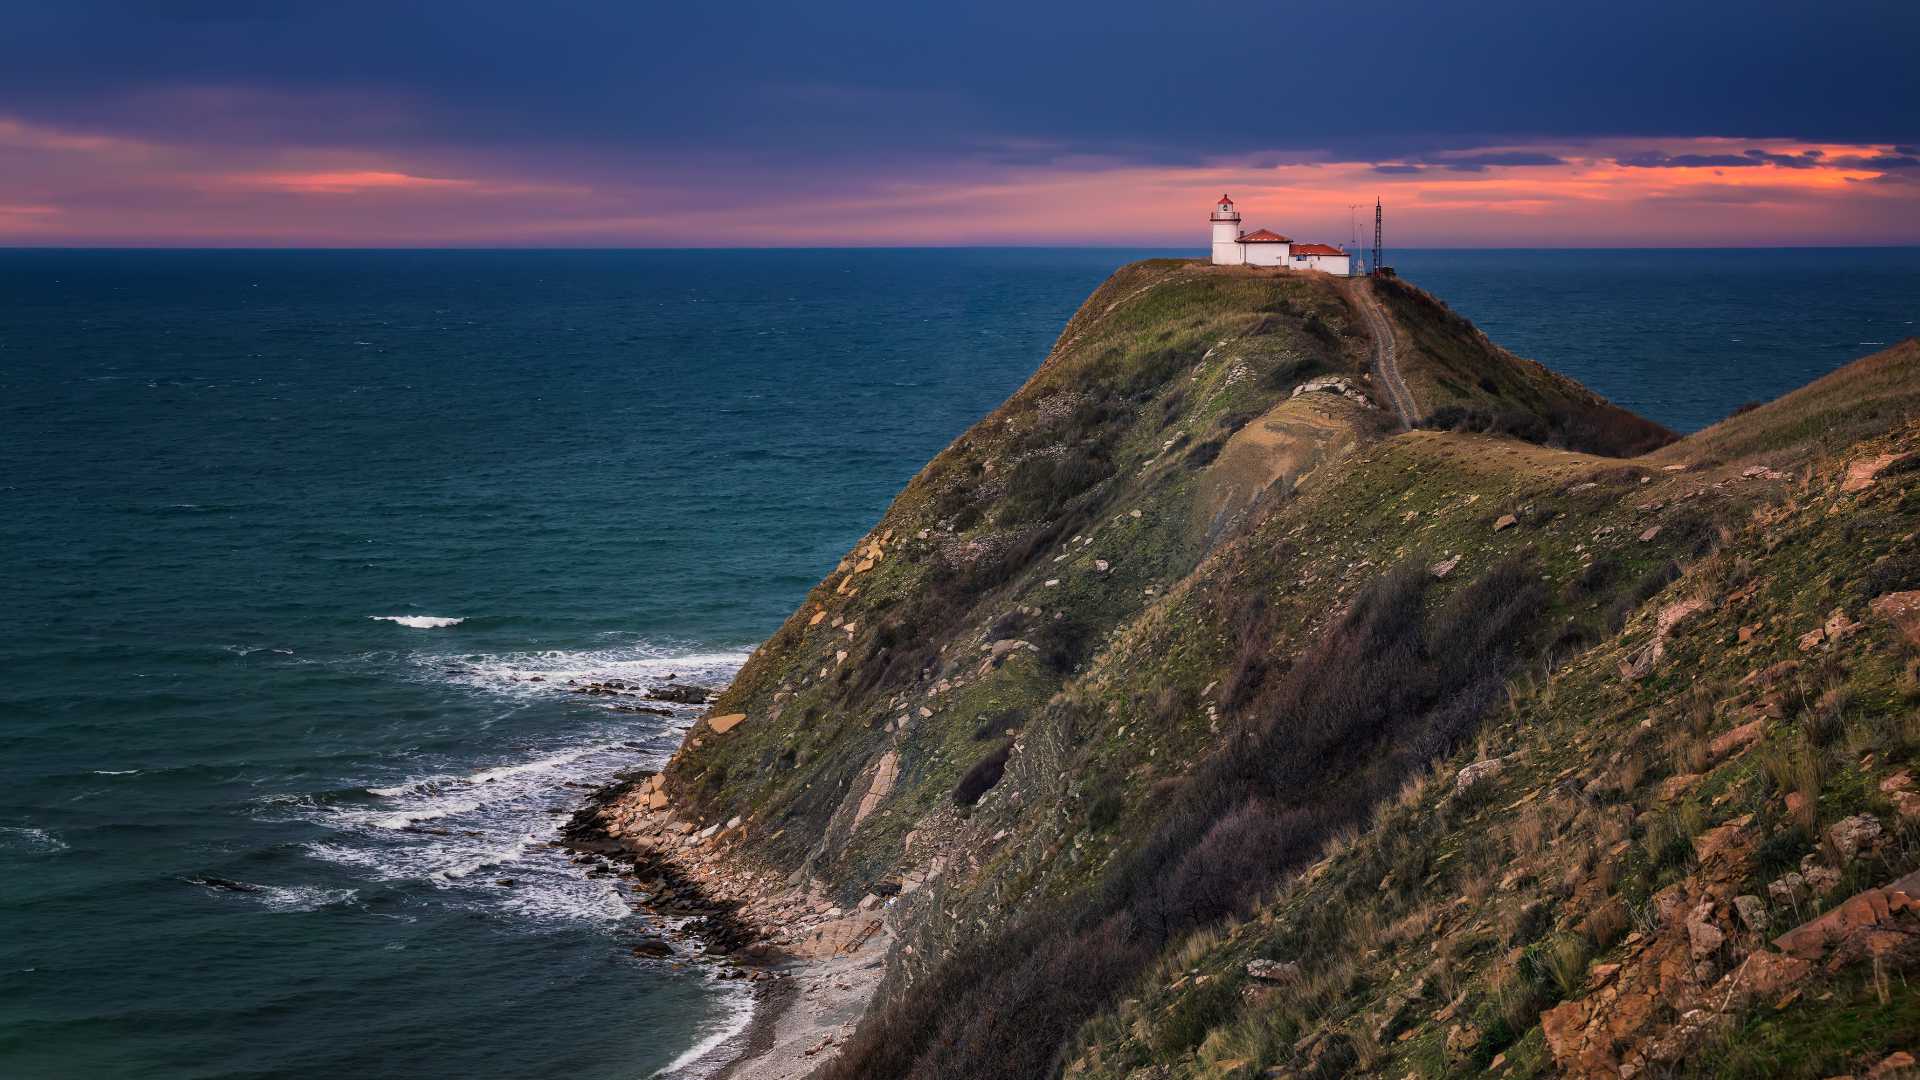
[370,615,465,629]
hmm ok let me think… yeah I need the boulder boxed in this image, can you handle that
[1733,894,1770,933]
[1868,590,1920,648]
[1245,958,1300,983]
[1429,554,1461,579]
[1773,868,1920,962]
[1493,514,1518,532]
[1827,814,1883,861]
[1708,719,1765,760]
[707,713,747,734]
[1841,452,1908,493]
[1453,757,1507,793]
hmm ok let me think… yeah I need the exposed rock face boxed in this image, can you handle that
[1774,868,1920,964]
[1869,589,1920,647]
[851,750,899,829]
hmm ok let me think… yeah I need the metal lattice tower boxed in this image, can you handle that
[1372,198,1383,276]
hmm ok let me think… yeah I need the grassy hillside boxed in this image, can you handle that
[595,261,1920,1079]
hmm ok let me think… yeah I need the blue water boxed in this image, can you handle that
[1,247,1916,1079]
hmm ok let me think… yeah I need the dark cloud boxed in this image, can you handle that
[0,0,1912,169]
[1743,148,1823,168]
[1616,152,1764,168]
[1831,154,1920,169]
[1371,164,1426,174]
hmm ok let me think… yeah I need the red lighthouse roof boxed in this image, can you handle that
[1218,194,1234,205]
[1238,228,1292,243]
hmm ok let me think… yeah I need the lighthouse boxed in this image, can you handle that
[1210,195,1245,266]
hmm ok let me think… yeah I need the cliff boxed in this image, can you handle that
[585,260,1920,1079]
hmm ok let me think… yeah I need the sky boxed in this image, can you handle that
[2,1,1916,248]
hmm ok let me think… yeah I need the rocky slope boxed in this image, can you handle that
[581,259,1920,1079]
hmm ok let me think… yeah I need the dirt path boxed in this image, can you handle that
[1351,279,1419,428]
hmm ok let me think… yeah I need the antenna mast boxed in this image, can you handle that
[1371,197,1392,277]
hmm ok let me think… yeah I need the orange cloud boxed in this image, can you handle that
[240,170,481,194]
[0,113,1912,247]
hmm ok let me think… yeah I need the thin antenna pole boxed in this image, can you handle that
[1347,203,1359,245]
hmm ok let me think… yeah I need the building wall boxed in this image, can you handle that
[1210,221,1245,265]
[1293,253,1352,276]
[1244,243,1291,267]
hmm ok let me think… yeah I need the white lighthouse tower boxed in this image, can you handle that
[1210,194,1245,266]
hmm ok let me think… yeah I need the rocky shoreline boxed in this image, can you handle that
[561,770,892,1079]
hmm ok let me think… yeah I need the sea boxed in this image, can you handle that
[2,247,1916,1079]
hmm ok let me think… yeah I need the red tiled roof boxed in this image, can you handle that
[1238,228,1291,243]
[1291,243,1346,256]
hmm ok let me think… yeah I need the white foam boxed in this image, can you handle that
[0,827,67,853]
[92,769,140,776]
[654,979,759,1079]
[371,615,465,629]
[292,640,749,926]
[426,640,750,703]
[256,885,358,912]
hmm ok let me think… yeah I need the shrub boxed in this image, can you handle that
[952,741,1013,806]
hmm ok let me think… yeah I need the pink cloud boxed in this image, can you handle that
[0,116,1913,247]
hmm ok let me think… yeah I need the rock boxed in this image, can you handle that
[808,609,826,626]
[1639,525,1663,542]
[648,683,713,704]
[1694,816,1757,870]
[1709,719,1765,760]
[707,713,747,734]
[1768,871,1806,905]
[1429,554,1461,578]
[1740,659,1799,688]
[1841,452,1907,493]
[1686,901,1725,960]
[1823,608,1863,644]
[1827,814,1883,861]
[1797,626,1827,651]
[1868,590,1920,648]
[1657,597,1711,636]
[1454,757,1507,793]
[1774,868,1920,962]
[630,936,675,957]
[1733,895,1770,933]
[1245,958,1300,983]
[1870,1052,1918,1079]
[1493,514,1518,532]
[1659,773,1703,801]
[851,750,899,828]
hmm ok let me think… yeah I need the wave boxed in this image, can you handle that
[187,876,358,912]
[371,615,465,629]
[290,639,749,926]
[92,769,140,776]
[655,978,758,1079]
[427,641,751,702]
[0,826,68,854]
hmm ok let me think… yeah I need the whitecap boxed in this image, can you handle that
[92,769,140,776]
[371,615,465,629]
[0,827,67,854]
[255,884,358,912]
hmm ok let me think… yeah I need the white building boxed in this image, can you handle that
[1208,195,1353,276]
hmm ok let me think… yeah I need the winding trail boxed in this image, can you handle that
[1352,279,1419,429]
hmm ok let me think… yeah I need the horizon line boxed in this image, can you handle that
[5,242,1920,253]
